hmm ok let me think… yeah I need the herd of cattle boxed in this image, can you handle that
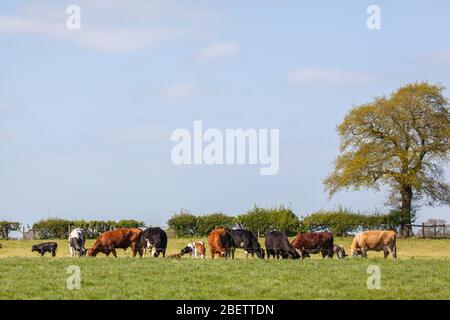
[18,227,398,260]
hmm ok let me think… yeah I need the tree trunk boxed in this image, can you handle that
[400,185,413,237]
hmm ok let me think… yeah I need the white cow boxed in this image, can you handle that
[68,228,86,257]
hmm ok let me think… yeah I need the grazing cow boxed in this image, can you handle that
[207,228,235,259]
[180,241,206,259]
[291,232,335,259]
[351,230,397,259]
[230,229,264,259]
[264,230,299,259]
[68,228,86,257]
[32,242,58,257]
[333,244,347,259]
[140,227,167,258]
[87,228,143,258]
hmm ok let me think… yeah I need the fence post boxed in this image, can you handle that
[434,223,437,238]
[422,223,425,238]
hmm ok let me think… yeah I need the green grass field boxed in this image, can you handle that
[1,237,449,299]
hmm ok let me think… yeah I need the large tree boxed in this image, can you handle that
[324,82,450,236]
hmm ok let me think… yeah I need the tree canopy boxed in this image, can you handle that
[324,82,450,236]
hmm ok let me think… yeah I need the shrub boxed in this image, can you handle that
[300,208,400,236]
[237,205,300,236]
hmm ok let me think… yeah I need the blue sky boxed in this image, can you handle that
[1,0,450,228]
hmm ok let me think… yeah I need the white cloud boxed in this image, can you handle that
[287,68,375,88]
[196,41,239,61]
[0,1,221,53]
[423,48,450,64]
[161,82,198,100]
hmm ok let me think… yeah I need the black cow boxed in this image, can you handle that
[141,227,167,258]
[230,229,264,259]
[32,242,58,257]
[264,230,299,259]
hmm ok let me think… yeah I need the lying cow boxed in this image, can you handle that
[207,228,235,259]
[351,230,397,259]
[68,228,86,257]
[264,230,299,259]
[32,242,58,257]
[87,228,143,258]
[291,232,335,259]
[230,229,264,259]
[140,227,167,258]
[180,241,206,259]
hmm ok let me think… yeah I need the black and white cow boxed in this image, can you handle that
[32,242,58,256]
[68,228,86,257]
[230,229,265,259]
[140,227,167,258]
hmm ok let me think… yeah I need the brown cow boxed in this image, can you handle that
[291,232,334,259]
[207,228,235,259]
[87,228,143,258]
[351,230,397,259]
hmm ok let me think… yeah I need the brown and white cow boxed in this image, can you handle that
[180,241,206,259]
[87,228,143,258]
[291,232,335,259]
[207,228,235,259]
[351,230,397,259]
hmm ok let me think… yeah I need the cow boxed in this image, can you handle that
[291,232,335,259]
[180,241,206,259]
[264,230,299,259]
[351,230,397,259]
[207,228,235,259]
[140,227,167,258]
[68,228,86,257]
[230,229,264,259]
[87,228,143,258]
[32,242,58,257]
[333,244,347,259]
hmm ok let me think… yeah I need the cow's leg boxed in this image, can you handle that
[69,246,73,258]
[210,250,215,259]
[383,246,389,259]
[111,248,117,258]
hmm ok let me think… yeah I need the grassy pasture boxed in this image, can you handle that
[0,238,449,299]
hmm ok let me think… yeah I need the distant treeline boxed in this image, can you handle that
[167,206,401,237]
[32,219,145,239]
[1,206,402,240]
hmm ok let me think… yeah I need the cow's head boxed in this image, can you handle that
[351,248,362,257]
[334,245,347,259]
[79,247,87,257]
[86,248,96,257]
[31,245,38,252]
[255,247,265,259]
